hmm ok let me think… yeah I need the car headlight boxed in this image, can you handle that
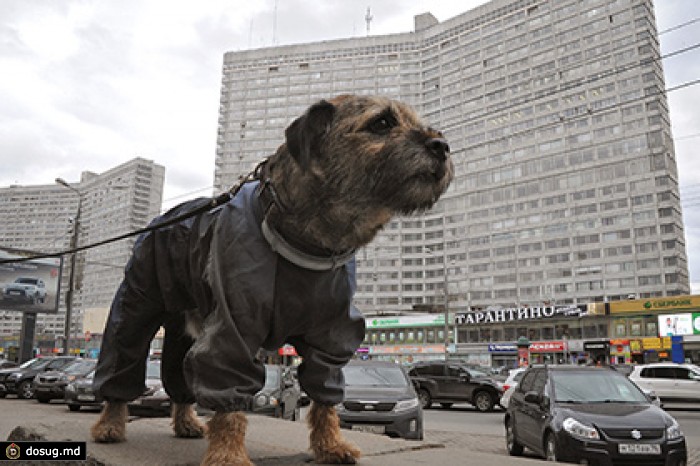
[65,383,76,393]
[667,420,684,440]
[8,373,20,381]
[394,398,420,412]
[254,394,268,407]
[563,417,600,440]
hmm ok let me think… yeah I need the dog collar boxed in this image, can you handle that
[261,218,355,271]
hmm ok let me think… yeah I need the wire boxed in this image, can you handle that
[0,166,262,265]
[659,17,700,36]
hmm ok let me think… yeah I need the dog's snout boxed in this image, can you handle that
[425,137,449,161]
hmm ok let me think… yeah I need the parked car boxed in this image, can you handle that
[127,360,170,416]
[2,356,78,399]
[1,277,47,304]
[0,358,44,397]
[499,367,527,409]
[34,358,96,403]
[629,362,700,402]
[65,370,102,411]
[0,358,18,369]
[336,360,423,440]
[408,360,503,412]
[252,364,302,421]
[505,365,687,465]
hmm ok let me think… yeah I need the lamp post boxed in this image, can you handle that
[56,178,82,356]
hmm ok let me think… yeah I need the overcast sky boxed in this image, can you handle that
[1,0,699,288]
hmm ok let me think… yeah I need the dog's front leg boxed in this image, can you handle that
[201,411,251,466]
[308,402,361,464]
[91,400,128,443]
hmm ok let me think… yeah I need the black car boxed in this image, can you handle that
[252,364,302,421]
[337,360,423,440]
[2,356,78,399]
[505,365,687,465]
[408,360,503,412]
[34,358,96,403]
[65,370,102,411]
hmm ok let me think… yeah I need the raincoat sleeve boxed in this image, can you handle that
[289,304,366,406]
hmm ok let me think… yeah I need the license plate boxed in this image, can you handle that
[619,444,661,455]
[77,394,95,401]
[351,425,385,434]
[9,291,21,295]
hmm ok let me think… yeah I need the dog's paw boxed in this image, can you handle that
[173,417,207,438]
[313,440,361,464]
[200,450,253,466]
[91,420,126,443]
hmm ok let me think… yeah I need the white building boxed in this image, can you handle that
[214,0,688,317]
[0,158,164,342]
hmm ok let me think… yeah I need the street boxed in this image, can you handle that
[2,397,700,464]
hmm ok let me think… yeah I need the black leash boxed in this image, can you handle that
[0,162,264,265]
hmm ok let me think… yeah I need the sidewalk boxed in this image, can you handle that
[6,413,542,466]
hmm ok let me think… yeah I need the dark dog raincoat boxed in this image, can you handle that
[93,180,366,412]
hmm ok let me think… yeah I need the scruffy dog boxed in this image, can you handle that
[90,95,453,465]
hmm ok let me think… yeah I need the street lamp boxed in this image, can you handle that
[56,177,82,356]
[425,247,451,363]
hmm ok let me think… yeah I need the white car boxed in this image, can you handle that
[498,368,526,408]
[629,362,700,402]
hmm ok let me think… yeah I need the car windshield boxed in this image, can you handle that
[263,366,280,389]
[342,365,408,387]
[16,278,39,284]
[64,359,96,375]
[552,370,649,404]
[18,358,40,369]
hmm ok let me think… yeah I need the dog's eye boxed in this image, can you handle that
[367,115,397,135]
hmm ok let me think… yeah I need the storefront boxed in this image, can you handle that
[584,340,610,365]
[529,341,568,365]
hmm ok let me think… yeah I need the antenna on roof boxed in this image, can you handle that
[365,7,373,36]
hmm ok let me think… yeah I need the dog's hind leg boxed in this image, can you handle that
[162,312,206,438]
[91,401,128,443]
[201,411,251,466]
[308,402,361,464]
[171,403,206,438]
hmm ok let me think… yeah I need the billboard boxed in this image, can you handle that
[0,250,62,314]
[658,313,695,337]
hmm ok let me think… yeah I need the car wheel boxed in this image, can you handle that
[418,389,432,409]
[545,432,558,462]
[505,418,524,456]
[473,391,495,412]
[18,380,34,400]
[68,404,80,412]
[440,402,453,409]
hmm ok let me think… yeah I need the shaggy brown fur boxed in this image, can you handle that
[308,402,361,464]
[90,401,128,443]
[201,412,250,466]
[91,95,452,466]
[172,403,207,438]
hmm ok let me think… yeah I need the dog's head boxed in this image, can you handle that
[268,95,454,251]
[284,95,453,215]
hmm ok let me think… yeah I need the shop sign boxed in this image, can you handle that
[630,340,642,354]
[278,345,297,356]
[584,341,609,351]
[366,315,445,329]
[529,341,566,352]
[455,304,588,326]
[694,313,700,335]
[488,344,517,353]
[368,344,444,355]
[641,337,672,350]
[658,313,694,336]
[610,295,700,314]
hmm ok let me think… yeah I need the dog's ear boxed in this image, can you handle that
[285,100,335,170]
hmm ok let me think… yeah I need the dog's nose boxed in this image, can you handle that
[425,137,449,161]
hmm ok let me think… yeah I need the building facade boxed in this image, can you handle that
[0,158,164,357]
[215,0,688,320]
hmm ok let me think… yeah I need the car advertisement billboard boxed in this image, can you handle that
[0,250,62,314]
[658,313,694,337]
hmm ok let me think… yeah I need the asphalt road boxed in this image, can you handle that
[1,397,700,464]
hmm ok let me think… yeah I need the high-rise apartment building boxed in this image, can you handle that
[0,158,164,340]
[214,0,689,316]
